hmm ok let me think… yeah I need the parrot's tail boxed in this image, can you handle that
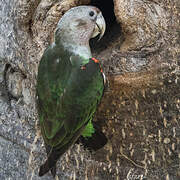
[39,161,56,177]
[39,125,87,177]
[39,164,56,177]
[50,166,57,177]
[39,144,61,177]
[39,148,60,177]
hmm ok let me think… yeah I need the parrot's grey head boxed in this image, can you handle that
[54,6,106,56]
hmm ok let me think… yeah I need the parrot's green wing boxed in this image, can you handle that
[37,45,72,146]
[37,44,104,148]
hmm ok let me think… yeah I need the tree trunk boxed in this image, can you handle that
[0,0,179,179]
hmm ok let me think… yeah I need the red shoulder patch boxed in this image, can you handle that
[91,57,103,73]
[91,57,99,63]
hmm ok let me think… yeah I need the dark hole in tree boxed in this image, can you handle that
[90,0,122,53]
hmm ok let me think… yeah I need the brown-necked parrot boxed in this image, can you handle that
[36,5,107,177]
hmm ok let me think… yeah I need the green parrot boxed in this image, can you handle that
[36,5,106,177]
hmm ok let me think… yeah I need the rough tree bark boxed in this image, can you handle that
[0,0,179,179]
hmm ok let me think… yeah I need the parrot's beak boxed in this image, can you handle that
[91,12,106,41]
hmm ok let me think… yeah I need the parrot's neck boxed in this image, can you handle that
[61,41,92,60]
[55,32,92,60]
[67,43,92,58]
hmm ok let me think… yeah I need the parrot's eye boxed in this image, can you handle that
[89,11,95,17]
